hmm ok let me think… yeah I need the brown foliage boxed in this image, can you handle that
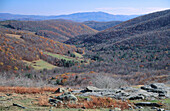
[0,86,57,94]
[66,96,133,110]
[38,95,50,106]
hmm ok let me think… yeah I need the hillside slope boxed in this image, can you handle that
[83,21,123,31]
[0,27,86,71]
[66,9,170,72]
[1,20,97,42]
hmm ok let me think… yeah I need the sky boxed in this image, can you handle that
[0,0,169,15]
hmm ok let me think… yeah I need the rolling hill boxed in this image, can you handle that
[1,20,97,42]
[83,21,123,31]
[66,9,170,73]
[0,27,86,71]
[0,12,139,22]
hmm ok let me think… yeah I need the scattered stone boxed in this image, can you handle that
[78,92,103,97]
[49,98,63,104]
[81,106,86,109]
[157,108,165,111]
[151,83,166,89]
[71,90,82,94]
[84,97,91,101]
[135,102,162,107]
[55,92,78,101]
[159,93,166,97]
[141,83,170,98]
[6,93,12,96]
[129,95,145,100]
[114,107,121,111]
[137,106,143,109]
[85,86,103,92]
[13,103,26,109]
[66,87,72,91]
[141,85,165,93]
[120,87,138,92]
[54,88,67,93]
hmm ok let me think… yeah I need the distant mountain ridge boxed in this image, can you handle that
[0,12,139,22]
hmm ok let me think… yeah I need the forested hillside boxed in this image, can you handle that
[0,27,87,72]
[0,9,169,85]
[83,21,122,31]
[1,20,97,42]
[65,9,170,83]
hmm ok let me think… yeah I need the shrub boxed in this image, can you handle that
[92,74,129,89]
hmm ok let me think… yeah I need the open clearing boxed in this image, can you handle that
[43,52,84,63]
[23,59,57,70]
[73,52,83,58]
[5,34,22,39]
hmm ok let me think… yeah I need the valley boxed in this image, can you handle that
[0,8,169,111]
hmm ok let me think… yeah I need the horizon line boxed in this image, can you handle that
[0,11,142,16]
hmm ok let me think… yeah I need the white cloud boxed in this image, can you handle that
[95,7,170,15]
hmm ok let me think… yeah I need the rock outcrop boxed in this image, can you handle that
[141,83,170,98]
[77,83,170,100]
[55,92,78,101]
[49,83,169,108]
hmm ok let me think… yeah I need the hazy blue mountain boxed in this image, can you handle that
[0,12,139,22]
[55,12,139,22]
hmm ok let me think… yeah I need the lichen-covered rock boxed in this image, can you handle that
[79,92,103,97]
[55,92,78,101]
[150,83,166,89]
[54,88,67,93]
[85,86,103,92]
[49,98,63,104]
[141,83,170,98]
[135,102,162,107]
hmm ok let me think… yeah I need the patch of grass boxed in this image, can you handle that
[23,59,57,70]
[77,96,89,99]
[131,98,170,104]
[73,52,83,58]
[0,92,110,111]
[44,52,83,63]
[132,85,143,89]
[5,34,22,39]
[163,98,170,104]
[44,52,74,61]
[130,99,160,103]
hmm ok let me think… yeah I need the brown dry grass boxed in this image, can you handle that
[0,86,57,94]
[66,96,133,110]
[38,95,50,106]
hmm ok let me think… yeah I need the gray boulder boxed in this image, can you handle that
[54,88,67,93]
[141,83,170,98]
[49,98,63,104]
[55,92,78,101]
[79,92,103,97]
[135,102,162,107]
[13,103,26,109]
[85,86,104,92]
[71,90,83,94]
[150,83,166,89]
[128,94,145,100]
[113,87,159,100]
